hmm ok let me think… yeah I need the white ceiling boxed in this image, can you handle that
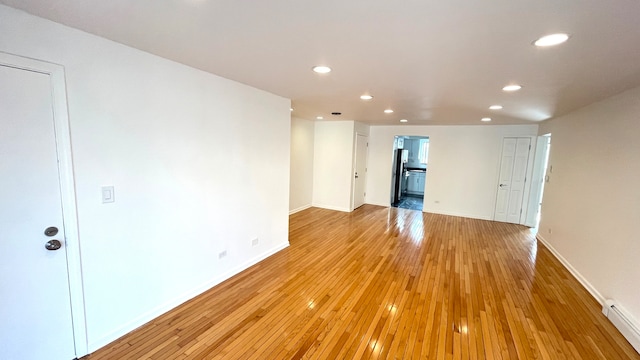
[3,0,640,125]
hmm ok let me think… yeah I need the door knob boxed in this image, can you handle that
[499,184,508,188]
[44,226,59,237]
[45,240,62,251]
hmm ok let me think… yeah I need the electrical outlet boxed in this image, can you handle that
[548,228,552,234]
[434,200,440,204]
[251,238,259,247]
[218,250,227,259]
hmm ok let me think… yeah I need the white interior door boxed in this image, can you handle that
[524,135,551,227]
[0,64,76,359]
[494,137,531,224]
[353,134,368,209]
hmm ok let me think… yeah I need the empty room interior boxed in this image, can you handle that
[1,1,640,359]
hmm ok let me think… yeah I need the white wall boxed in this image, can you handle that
[367,125,539,219]
[537,85,640,328]
[289,116,314,213]
[312,121,355,211]
[0,5,290,353]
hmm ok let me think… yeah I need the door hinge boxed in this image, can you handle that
[529,145,531,150]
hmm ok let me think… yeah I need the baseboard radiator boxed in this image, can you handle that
[602,299,640,353]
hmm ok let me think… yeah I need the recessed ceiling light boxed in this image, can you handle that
[534,33,570,47]
[384,109,394,114]
[316,116,324,120]
[489,105,503,110]
[503,84,522,92]
[312,66,332,74]
[400,119,408,123]
[481,117,492,122]
[290,108,294,111]
[360,95,373,100]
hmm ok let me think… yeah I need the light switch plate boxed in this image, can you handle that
[102,186,115,203]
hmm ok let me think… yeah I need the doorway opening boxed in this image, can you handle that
[390,136,429,211]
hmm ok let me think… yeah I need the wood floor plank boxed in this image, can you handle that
[83,206,640,360]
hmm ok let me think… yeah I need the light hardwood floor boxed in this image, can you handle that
[85,205,640,359]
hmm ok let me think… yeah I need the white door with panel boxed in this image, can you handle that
[494,137,531,224]
[0,64,76,359]
[353,134,368,209]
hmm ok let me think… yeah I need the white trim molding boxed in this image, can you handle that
[289,204,312,215]
[88,242,290,352]
[311,203,352,212]
[536,234,605,304]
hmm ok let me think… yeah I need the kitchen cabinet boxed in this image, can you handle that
[417,173,425,194]
[412,140,421,162]
[406,171,425,195]
[405,139,421,164]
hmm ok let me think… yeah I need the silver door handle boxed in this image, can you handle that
[499,184,508,188]
[45,240,62,251]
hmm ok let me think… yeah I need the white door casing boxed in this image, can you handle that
[0,52,86,359]
[352,134,368,210]
[494,137,531,224]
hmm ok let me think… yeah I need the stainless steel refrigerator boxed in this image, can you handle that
[390,149,408,205]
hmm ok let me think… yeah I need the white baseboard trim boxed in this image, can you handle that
[289,204,312,215]
[535,234,605,305]
[538,235,640,355]
[363,203,493,221]
[86,241,290,354]
[422,208,493,221]
[365,201,390,207]
[311,203,351,212]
